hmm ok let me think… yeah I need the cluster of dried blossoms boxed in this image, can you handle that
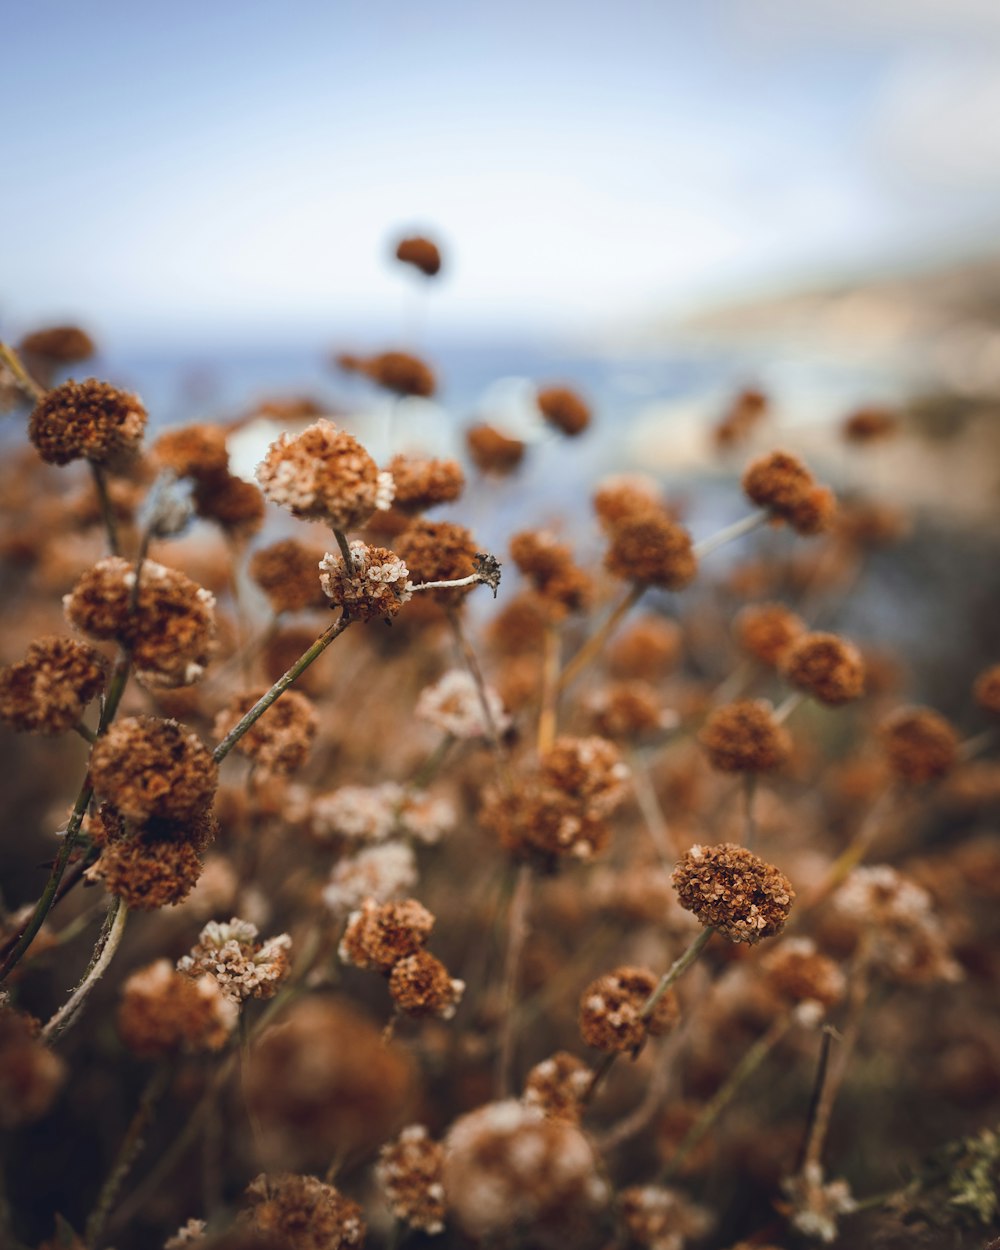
[1,303,998,1250]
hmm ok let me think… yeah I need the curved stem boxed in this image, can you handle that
[42,897,128,1041]
[558,583,644,694]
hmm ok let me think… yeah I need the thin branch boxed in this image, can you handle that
[0,341,45,402]
[495,863,533,1096]
[42,897,128,1041]
[90,463,121,557]
[691,509,768,559]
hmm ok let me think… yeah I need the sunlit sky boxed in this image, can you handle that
[3,0,1000,346]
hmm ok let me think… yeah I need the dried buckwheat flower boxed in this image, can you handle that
[672,843,794,943]
[388,950,464,1019]
[94,832,208,910]
[152,423,229,481]
[780,1163,856,1243]
[579,966,679,1054]
[242,1173,365,1248]
[319,541,413,621]
[177,918,292,1002]
[365,351,436,398]
[339,898,435,972]
[416,669,510,739]
[249,539,328,613]
[376,1124,447,1234]
[29,378,146,467]
[540,735,630,816]
[605,509,697,590]
[64,556,216,688]
[313,782,402,843]
[537,385,590,436]
[761,938,846,1017]
[193,470,266,537]
[0,636,106,735]
[742,450,835,535]
[118,960,237,1057]
[619,1185,712,1250]
[522,1052,593,1123]
[593,474,665,532]
[20,324,95,365]
[213,689,318,776]
[393,520,479,605]
[699,700,791,773]
[388,454,464,512]
[843,405,899,443]
[256,418,394,529]
[734,602,805,667]
[0,1006,66,1127]
[395,235,442,276]
[89,716,217,822]
[587,680,676,741]
[323,842,418,915]
[607,615,682,678]
[782,631,865,706]
[879,705,959,784]
[480,778,611,863]
[465,421,525,473]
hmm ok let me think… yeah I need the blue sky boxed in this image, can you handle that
[3,0,999,346]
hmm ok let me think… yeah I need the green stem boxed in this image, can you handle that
[42,897,128,1041]
[90,463,121,557]
[213,613,351,764]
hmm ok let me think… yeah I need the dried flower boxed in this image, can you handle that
[388,950,465,1019]
[761,938,846,1016]
[416,669,510,739]
[393,520,479,605]
[699,700,791,773]
[593,474,665,532]
[734,602,805,667]
[712,386,768,448]
[587,680,676,741]
[20,325,95,365]
[619,1185,713,1250]
[0,636,106,735]
[388,454,464,512]
[313,782,402,843]
[89,716,218,822]
[177,918,292,1002]
[480,778,612,863]
[212,689,318,776]
[974,663,1000,716]
[319,541,413,621]
[537,385,591,436]
[541,735,630,816]
[782,631,865,706]
[742,450,835,535]
[0,1007,66,1128]
[256,418,394,529]
[29,378,146,467]
[93,832,208,910]
[163,1218,207,1248]
[843,406,899,443]
[242,1173,365,1249]
[365,351,436,398]
[442,1100,607,1239]
[339,898,435,972]
[117,960,237,1057]
[249,539,329,614]
[509,529,593,618]
[607,615,683,678]
[152,423,230,481]
[465,421,525,473]
[522,1052,593,1123]
[395,235,443,276]
[579,966,679,1054]
[376,1125,447,1234]
[672,844,794,943]
[879,705,960,784]
[322,842,418,914]
[64,557,216,688]
[780,1163,857,1243]
[193,470,266,538]
[605,509,698,590]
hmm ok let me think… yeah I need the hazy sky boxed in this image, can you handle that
[3,0,999,345]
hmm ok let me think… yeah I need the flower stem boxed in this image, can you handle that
[743,774,759,851]
[537,622,561,754]
[495,862,533,1096]
[558,583,645,693]
[212,613,351,764]
[692,509,767,559]
[42,897,128,1041]
[90,463,121,557]
[0,341,45,402]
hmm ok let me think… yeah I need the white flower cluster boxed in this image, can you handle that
[416,669,510,740]
[176,917,292,1003]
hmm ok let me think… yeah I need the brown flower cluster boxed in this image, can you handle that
[248,538,328,614]
[152,423,229,480]
[117,959,237,1057]
[712,386,768,448]
[242,1172,365,1248]
[672,843,794,943]
[699,700,792,773]
[387,453,464,512]
[734,601,805,667]
[64,556,217,688]
[89,799,216,910]
[318,541,412,621]
[0,636,107,735]
[579,965,680,1054]
[541,736,630,815]
[587,680,673,741]
[213,689,318,776]
[177,918,292,1003]
[974,663,1000,716]
[536,385,591,435]
[782,631,865,705]
[256,418,394,529]
[394,234,442,276]
[393,519,479,605]
[607,614,682,678]
[843,405,899,443]
[604,507,698,591]
[339,897,435,972]
[761,938,846,1015]
[89,716,218,822]
[741,449,836,535]
[522,1051,593,1123]
[375,1125,446,1234]
[879,705,960,784]
[29,378,146,467]
[0,1007,66,1128]
[509,529,593,618]
[465,421,525,473]
[20,324,95,365]
[364,351,436,398]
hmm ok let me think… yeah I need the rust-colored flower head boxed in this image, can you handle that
[212,689,318,776]
[835,498,910,549]
[365,351,437,398]
[339,898,435,973]
[607,615,682,679]
[249,538,329,614]
[394,235,443,277]
[256,418,394,529]
[672,843,794,943]
[442,1100,608,1240]
[712,386,768,448]
[782,631,865,706]
[465,421,525,474]
[376,1125,446,1235]
[393,519,479,606]
[64,557,217,689]
[843,406,899,444]
[522,1052,593,1123]
[734,601,805,667]
[19,324,95,365]
[510,529,593,618]
[242,1172,366,1248]
[579,966,679,1054]
[192,471,266,538]
[29,378,147,467]
[152,423,230,481]
[593,474,665,532]
[89,716,217,822]
[974,664,1000,717]
[537,385,590,436]
[879,705,959,784]
[587,680,675,741]
[741,450,835,535]
[319,541,413,621]
[245,996,417,1169]
[604,508,698,590]
[0,1007,66,1128]
[480,778,612,864]
[388,454,464,513]
[388,950,465,1019]
[699,700,792,773]
[117,960,237,1058]
[761,938,846,1017]
[541,735,630,816]
[92,818,213,910]
[0,636,107,735]
[619,1188,712,1250]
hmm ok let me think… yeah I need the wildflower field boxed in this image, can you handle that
[2,240,1000,1250]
